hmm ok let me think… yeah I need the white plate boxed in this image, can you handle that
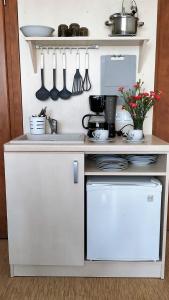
[96,156,126,162]
[130,161,153,166]
[98,165,128,171]
[88,138,113,143]
[128,157,156,162]
[127,154,157,159]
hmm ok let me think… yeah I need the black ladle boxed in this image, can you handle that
[36,53,50,101]
[59,52,72,100]
[50,53,59,101]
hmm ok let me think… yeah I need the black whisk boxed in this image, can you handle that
[82,52,91,91]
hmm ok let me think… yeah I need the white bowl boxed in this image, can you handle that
[20,25,55,37]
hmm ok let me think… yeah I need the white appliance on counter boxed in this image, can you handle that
[87,177,162,261]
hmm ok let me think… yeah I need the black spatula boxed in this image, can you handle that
[36,53,50,101]
[59,53,72,100]
[50,53,59,101]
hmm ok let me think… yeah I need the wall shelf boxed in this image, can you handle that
[25,36,150,73]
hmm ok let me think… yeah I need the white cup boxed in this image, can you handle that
[29,116,46,135]
[92,129,109,141]
[128,129,143,141]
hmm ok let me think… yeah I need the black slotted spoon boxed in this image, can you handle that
[50,52,59,101]
[72,51,83,95]
[59,52,72,100]
[36,52,50,101]
[82,52,92,91]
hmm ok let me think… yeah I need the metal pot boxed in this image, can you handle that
[105,13,144,36]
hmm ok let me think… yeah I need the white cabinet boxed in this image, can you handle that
[5,152,84,266]
[4,135,169,278]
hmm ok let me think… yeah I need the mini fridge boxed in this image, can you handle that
[86,177,162,261]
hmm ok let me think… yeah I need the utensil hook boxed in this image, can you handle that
[40,47,44,55]
[46,47,49,55]
[85,47,89,54]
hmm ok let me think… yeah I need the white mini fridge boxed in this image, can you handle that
[86,177,162,261]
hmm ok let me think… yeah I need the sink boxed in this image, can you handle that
[10,133,85,144]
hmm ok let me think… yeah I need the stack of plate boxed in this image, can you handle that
[93,155,128,171]
[126,154,158,166]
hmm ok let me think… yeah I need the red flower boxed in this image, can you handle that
[154,94,160,101]
[142,92,149,97]
[133,82,141,89]
[129,102,138,108]
[132,95,142,100]
[150,91,156,97]
[118,86,125,92]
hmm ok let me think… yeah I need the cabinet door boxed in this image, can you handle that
[5,152,84,266]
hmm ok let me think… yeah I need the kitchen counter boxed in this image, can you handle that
[4,135,169,153]
[4,134,169,279]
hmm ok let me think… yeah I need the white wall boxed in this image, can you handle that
[17,0,158,134]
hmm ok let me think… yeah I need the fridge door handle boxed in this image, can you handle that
[73,160,78,184]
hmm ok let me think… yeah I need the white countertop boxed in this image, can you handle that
[4,135,169,153]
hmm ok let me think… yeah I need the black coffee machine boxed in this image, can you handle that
[82,95,117,138]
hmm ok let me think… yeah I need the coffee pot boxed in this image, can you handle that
[104,95,117,138]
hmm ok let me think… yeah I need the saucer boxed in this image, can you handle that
[123,137,145,144]
[88,138,113,143]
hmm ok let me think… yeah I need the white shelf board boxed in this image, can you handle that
[25,36,150,73]
[25,36,149,47]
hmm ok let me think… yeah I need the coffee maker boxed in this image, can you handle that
[82,95,117,138]
[82,95,107,137]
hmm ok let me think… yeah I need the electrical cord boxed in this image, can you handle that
[116,124,134,137]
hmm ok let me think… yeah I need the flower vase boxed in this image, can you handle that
[128,129,143,141]
[128,119,144,141]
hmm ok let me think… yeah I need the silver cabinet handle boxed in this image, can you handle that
[73,160,78,184]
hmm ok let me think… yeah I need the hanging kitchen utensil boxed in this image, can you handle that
[36,52,50,101]
[72,50,83,95]
[59,52,72,100]
[82,51,91,91]
[50,52,59,100]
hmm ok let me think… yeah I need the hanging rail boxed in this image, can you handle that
[27,40,99,73]
[35,45,99,50]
